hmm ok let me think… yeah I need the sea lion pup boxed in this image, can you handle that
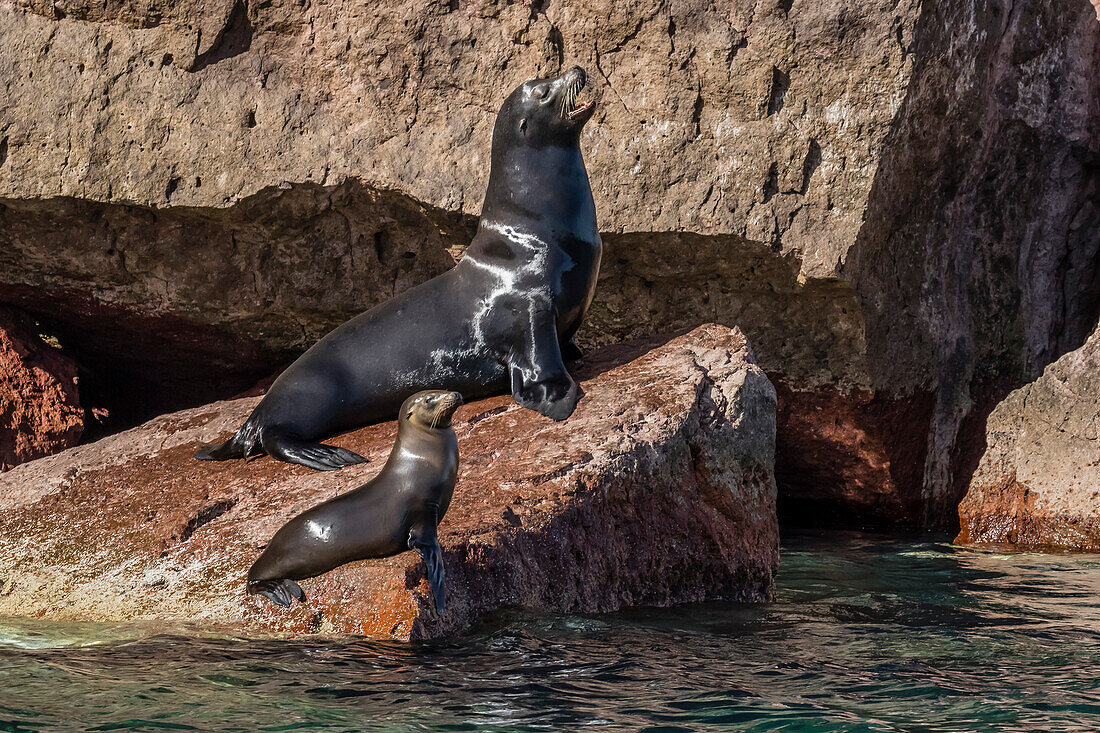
[196,65,600,471]
[247,390,461,612]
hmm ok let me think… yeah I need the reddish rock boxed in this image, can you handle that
[773,381,934,527]
[956,324,1100,551]
[0,325,777,640]
[0,307,83,471]
[2,0,1098,529]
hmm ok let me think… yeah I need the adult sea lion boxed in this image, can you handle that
[196,65,600,471]
[247,390,461,611]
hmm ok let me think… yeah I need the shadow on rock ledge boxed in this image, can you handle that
[0,324,778,640]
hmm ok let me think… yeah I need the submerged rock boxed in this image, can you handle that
[956,324,1100,551]
[0,325,777,640]
[0,307,83,471]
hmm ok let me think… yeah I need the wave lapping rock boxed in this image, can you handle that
[956,324,1100,551]
[0,324,777,640]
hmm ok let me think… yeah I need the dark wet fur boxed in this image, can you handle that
[248,578,305,608]
[411,539,447,614]
[196,424,366,471]
[193,69,600,472]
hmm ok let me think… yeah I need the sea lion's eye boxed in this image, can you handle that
[531,84,550,100]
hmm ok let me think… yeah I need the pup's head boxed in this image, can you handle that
[402,390,464,430]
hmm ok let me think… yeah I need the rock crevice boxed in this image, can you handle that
[956,322,1100,550]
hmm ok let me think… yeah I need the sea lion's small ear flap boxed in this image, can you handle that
[518,118,527,135]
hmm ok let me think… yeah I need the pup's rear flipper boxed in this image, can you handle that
[261,432,367,472]
[247,578,305,608]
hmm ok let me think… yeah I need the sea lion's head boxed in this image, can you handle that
[402,390,464,430]
[493,65,596,149]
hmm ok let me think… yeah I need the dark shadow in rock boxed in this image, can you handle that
[0,181,475,437]
[191,0,253,72]
[838,0,1100,530]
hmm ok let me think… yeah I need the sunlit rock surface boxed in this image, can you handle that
[956,324,1100,551]
[0,325,778,640]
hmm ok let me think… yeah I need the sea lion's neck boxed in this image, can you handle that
[387,421,457,473]
[479,143,597,242]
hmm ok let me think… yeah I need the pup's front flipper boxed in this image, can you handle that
[409,515,446,615]
[261,430,367,471]
[247,578,305,608]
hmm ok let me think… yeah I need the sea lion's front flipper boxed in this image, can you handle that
[247,578,305,607]
[510,307,580,421]
[260,430,367,471]
[560,338,583,363]
[409,518,446,615]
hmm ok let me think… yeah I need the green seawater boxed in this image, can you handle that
[1,532,1098,732]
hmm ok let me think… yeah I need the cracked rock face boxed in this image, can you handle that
[0,325,778,640]
[0,307,83,471]
[0,0,911,389]
[844,0,1100,528]
[1,0,1097,528]
[956,323,1100,551]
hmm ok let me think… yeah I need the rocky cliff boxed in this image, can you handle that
[1,0,1097,528]
[0,325,778,640]
[956,323,1100,550]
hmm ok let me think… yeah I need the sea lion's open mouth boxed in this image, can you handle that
[559,67,593,121]
[567,99,594,120]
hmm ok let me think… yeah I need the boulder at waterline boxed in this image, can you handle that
[0,307,83,472]
[0,324,778,640]
[956,323,1100,551]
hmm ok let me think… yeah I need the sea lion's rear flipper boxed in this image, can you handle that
[247,578,305,608]
[195,430,248,461]
[195,441,235,461]
[261,431,367,472]
[409,519,446,615]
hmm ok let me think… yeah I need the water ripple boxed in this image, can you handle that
[1,532,1098,732]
